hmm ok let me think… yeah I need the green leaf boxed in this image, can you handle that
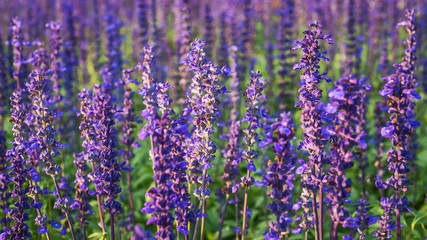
[411,211,427,230]
[88,232,107,239]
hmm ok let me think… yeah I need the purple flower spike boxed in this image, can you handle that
[293,20,334,235]
[6,89,32,239]
[183,38,226,233]
[375,9,419,240]
[236,70,267,238]
[263,112,297,238]
[326,75,372,237]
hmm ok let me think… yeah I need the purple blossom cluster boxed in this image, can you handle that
[376,9,419,240]
[325,75,373,239]
[182,38,226,239]
[0,2,425,240]
[261,112,297,239]
[293,21,334,239]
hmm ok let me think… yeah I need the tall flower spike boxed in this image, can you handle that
[235,70,267,240]
[218,120,242,239]
[137,47,157,137]
[120,68,140,228]
[77,88,107,235]
[91,86,122,238]
[375,9,419,240]
[261,112,297,239]
[104,13,124,104]
[276,0,296,112]
[325,75,373,240]
[136,0,149,59]
[202,4,214,60]
[4,89,32,239]
[352,200,378,240]
[172,0,192,102]
[228,45,241,121]
[183,38,227,239]
[140,82,177,239]
[0,30,8,117]
[10,18,27,89]
[71,88,97,239]
[292,21,334,239]
[0,129,8,228]
[26,74,77,240]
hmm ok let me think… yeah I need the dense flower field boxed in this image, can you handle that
[0,0,426,239]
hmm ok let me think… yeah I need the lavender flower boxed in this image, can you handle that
[373,197,396,239]
[325,75,372,239]
[136,0,149,59]
[352,200,378,240]
[0,129,8,228]
[120,68,140,227]
[46,21,63,107]
[26,74,77,240]
[137,47,157,141]
[4,89,31,239]
[293,21,334,239]
[376,9,419,240]
[77,88,107,235]
[173,0,192,101]
[137,46,193,237]
[92,87,122,231]
[218,120,242,239]
[216,11,229,69]
[61,3,78,104]
[104,13,124,104]
[202,4,214,60]
[0,31,7,114]
[9,18,27,89]
[140,82,176,239]
[234,70,267,239]
[71,152,93,239]
[276,0,296,111]
[261,112,297,239]
[228,45,241,121]
[183,38,226,239]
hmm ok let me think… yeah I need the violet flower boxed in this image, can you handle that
[4,89,32,239]
[234,70,267,239]
[352,200,378,240]
[92,86,122,239]
[182,38,227,239]
[0,31,7,113]
[292,21,334,239]
[325,75,372,240]
[375,9,419,240]
[104,13,124,104]
[218,120,242,240]
[71,152,93,239]
[45,21,63,108]
[26,74,77,240]
[9,18,27,89]
[140,82,177,239]
[276,0,296,111]
[202,4,214,60]
[262,112,297,239]
[61,3,78,104]
[136,0,149,59]
[373,197,396,239]
[0,129,8,228]
[228,45,241,121]
[120,68,140,227]
[216,11,229,70]
[173,0,192,101]
[138,46,193,237]
[77,88,107,235]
